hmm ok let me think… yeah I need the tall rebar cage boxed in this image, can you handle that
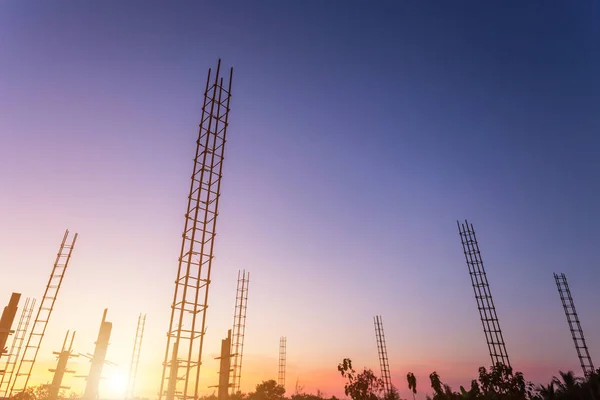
[230,270,249,395]
[126,313,146,399]
[159,59,233,400]
[278,337,286,389]
[457,220,510,368]
[0,298,35,397]
[554,273,595,377]
[10,230,78,396]
[374,316,392,396]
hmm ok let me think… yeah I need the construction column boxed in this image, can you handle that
[0,293,21,358]
[83,309,112,400]
[217,330,232,400]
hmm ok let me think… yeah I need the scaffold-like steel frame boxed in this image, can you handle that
[11,230,78,396]
[374,315,392,396]
[230,270,249,395]
[554,273,595,376]
[457,220,510,368]
[278,337,286,389]
[47,330,77,400]
[159,59,234,400]
[126,313,146,399]
[0,298,35,397]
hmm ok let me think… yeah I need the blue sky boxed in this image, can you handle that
[0,1,599,398]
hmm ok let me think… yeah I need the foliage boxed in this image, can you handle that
[248,380,286,400]
[407,372,417,400]
[477,363,527,399]
[536,382,556,400]
[539,369,600,400]
[338,358,385,400]
[551,371,581,395]
[428,372,443,398]
[383,385,401,400]
[211,367,600,400]
[292,393,333,400]
[231,392,248,400]
[11,387,36,400]
[10,385,75,400]
[197,393,217,400]
[203,383,337,400]
[407,364,600,400]
[460,380,482,400]
[420,364,532,400]
[292,392,340,400]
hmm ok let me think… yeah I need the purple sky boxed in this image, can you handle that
[0,1,599,399]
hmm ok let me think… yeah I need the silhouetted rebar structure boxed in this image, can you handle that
[10,230,78,396]
[159,59,234,400]
[230,270,249,395]
[47,330,77,400]
[126,313,146,400]
[554,273,595,376]
[374,315,392,396]
[278,337,286,389]
[0,293,21,358]
[457,220,510,368]
[0,298,35,397]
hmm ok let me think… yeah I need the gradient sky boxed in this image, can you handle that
[1,1,599,399]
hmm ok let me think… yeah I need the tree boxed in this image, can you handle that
[459,380,481,400]
[429,372,445,398]
[552,370,581,394]
[427,371,478,400]
[339,361,600,400]
[384,385,401,400]
[586,369,600,400]
[248,380,286,400]
[536,382,556,400]
[197,393,217,400]
[407,373,417,400]
[477,363,527,399]
[11,387,36,400]
[294,379,305,396]
[11,385,71,400]
[338,358,385,400]
[231,391,248,400]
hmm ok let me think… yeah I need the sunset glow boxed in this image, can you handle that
[1,2,599,400]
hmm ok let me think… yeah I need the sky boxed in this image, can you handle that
[0,1,599,399]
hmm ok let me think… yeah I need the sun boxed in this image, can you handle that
[105,369,129,395]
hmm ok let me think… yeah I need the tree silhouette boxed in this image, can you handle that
[248,380,286,400]
[459,380,481,400]
[407,372,417,400]
[10,385,77,400]
[536,381,557,400]
[11,388,36,400]
[334,360,600,400]
[477,363,527,399]
[231,391,248,400]
[429,372,444,398]
[384,385,400,400]
[552,370,581,394]
[338,358,384,400]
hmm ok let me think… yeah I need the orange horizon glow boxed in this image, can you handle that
[9,345,582,400]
